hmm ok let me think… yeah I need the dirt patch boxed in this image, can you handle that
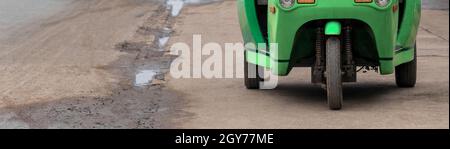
[5,84,184,128]
[0,0,188,129]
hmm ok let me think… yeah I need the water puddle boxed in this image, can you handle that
[132,0,221,87]
[166,0,222,16]
[158,36,170,49]
[157,27,172,50]
[166,0,184,16]
[135,69,158,86]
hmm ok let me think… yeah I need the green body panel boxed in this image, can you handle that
[394,47,415,66]
[237,0,421,76]
[325,21,342,35]
[394,0,421,66]
[237,0,271,70]
[397,0,421,48]
[237,0,266,45]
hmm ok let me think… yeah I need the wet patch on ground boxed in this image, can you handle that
[166,0,223,16]
[4,84,186,128]
[114,4,177,87]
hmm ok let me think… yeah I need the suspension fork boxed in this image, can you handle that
[312,23,325,84]
[342,22,357,82]
[312,21,357,84]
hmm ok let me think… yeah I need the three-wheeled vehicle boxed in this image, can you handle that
[238,0,421,109]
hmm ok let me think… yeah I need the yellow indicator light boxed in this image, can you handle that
[355,0,373,3]
[298,0,315,4]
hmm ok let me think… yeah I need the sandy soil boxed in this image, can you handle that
[166,1,449,129]
[0,0,182,128]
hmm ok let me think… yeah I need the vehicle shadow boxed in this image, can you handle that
[267,82,400,109]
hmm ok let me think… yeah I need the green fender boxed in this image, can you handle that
[325,21,342,35]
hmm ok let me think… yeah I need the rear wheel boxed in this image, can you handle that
[244,51,263,89]
[395,43,417,88]
[325,37,343,110]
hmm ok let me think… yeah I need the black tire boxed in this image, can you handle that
[395,43,417,88]
[325,37,343,110]
[244,51,263,89]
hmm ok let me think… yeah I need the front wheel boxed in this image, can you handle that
[325,37,343,110]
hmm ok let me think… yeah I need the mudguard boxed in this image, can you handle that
[325,21,341,35]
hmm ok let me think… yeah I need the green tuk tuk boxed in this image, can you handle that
[238,0,421,109]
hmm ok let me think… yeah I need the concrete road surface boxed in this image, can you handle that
[167,1,449,129]
[0,0,448,129]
